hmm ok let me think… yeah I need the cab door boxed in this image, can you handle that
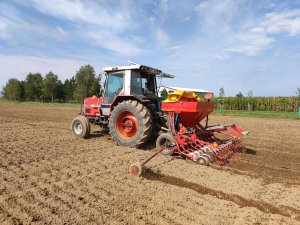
[101,72,124,116]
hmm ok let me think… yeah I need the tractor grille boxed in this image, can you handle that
[85,109,91,113]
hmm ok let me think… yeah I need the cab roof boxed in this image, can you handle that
[103,64,174,78]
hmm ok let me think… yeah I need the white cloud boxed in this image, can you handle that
[148,17,169,47]
[0,55,94,88]
[0,20,8,39]
[195,0,247,32]
[225,9,300,55]
[153,26,169,46]
[155,0,168,23]
[56,26,67,39]
[182,16,191,22]
[226,33,275,55]
[0,20,6,30]
[192,1,300,56]
[226,45,264,55]
[215,54,229,60]
[87,30,143,56]
[0,1,144,56]
[27,0,132,31]
[169,45,183,50]
[261,10,300,35]
[250,26,265,33]
[236,33,274,46]
[0,4,69,43]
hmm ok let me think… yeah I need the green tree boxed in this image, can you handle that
[24,73,43,101]
[160,88,168,99]
[236,92,243,97]
[64,77,76,101]
[2,78,22,101]
[56,80,64,101]
[42,71,59,102]
[219,86,225,98]
[75,65,99,100]
[20,81,25,100]
[92,75,101,97]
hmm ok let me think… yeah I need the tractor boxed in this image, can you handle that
[71,63,249,175]
[71,63,179,147]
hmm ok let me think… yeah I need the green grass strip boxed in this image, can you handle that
[0,100,80,108]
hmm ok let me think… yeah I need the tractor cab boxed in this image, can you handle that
[100,64,173,116]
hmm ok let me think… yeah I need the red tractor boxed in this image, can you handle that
[71,63,176,147]
[72,63,249,174]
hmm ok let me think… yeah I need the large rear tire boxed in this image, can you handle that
[71,115,90,139]
[109,100,152,147]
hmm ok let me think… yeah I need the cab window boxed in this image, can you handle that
[104,72,124,103]
[131,71,156,97]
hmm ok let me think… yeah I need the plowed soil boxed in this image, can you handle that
[0,104,300,225]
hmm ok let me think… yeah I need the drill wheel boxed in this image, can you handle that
[201,153,212,165]
[197,155,209,166]
[129,162,142,176]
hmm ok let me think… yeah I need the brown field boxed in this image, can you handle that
[0,104,300,225]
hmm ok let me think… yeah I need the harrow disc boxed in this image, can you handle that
[201,153,211,165]
[213,139,245,166]
[197,155,209,166]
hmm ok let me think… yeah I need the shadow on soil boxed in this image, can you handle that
[88,132,105,139]
[244,148,257,155]
[142,168,300,221]
[88,129,110,139]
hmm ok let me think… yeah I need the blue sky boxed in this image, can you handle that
[0,0,300,96]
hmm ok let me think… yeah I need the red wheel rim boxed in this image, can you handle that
[115,111,138,140]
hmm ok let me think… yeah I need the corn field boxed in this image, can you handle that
[213,97,300,112]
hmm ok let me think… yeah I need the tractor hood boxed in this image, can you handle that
[84,96,101,107]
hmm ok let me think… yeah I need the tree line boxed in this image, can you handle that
[1,64,100,102]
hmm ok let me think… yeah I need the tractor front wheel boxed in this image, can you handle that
[109,100,152,147]
[71,115,90,139]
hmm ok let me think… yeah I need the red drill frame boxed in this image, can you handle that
[129,101,249,176]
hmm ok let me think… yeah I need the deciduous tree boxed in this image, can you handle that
[3,78,22,101]
[24,73,43,101]
[160,88,168,99]
[75,65,99,100]
[64,77,76,101]
[42,71,59,102]
[236,92,243,98]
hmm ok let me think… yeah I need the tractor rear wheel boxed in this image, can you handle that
[109,100,152,147]
[71,115,90,139]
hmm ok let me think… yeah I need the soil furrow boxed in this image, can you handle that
[142,168,300,220]
[1,104,299,224]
